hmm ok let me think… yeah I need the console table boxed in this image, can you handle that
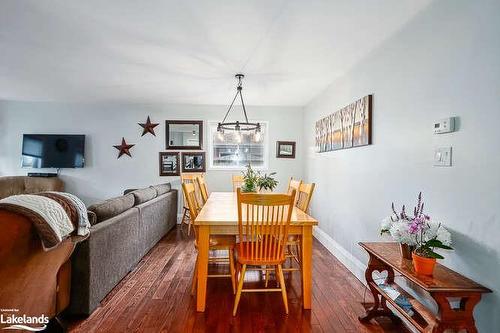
[358,242,491,333]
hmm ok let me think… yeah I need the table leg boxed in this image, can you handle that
[301,226,313,309]
[359,253,398,323]
[429,292,481,333]
[196,225,210,312]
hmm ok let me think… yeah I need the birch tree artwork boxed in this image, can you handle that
[315,95,372,152]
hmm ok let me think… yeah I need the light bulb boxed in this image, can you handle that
[236,131,242,143]
[254,131,261,142]
[217,130,224,141]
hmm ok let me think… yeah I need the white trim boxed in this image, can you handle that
[313,226,367,284]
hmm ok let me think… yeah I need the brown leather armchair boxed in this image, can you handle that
[0,176,64,200]
[0,176,73,329]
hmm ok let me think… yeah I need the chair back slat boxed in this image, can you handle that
[237,189,295,262]
[296,183,315,213]
[196,176,209,204]
[232,175,244,192]
[287,178,302,205]
[181,173,204,207]
[182,182,200,241]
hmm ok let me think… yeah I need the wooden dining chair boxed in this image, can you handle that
[232,188,296,315]
[232,175,244,192]
[182,183,236,295]
[180,172,205,235]
[195,176,209,205]
[285,182,316,272]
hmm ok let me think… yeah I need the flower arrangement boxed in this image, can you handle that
[241,164,279,193]
[381,192,453,261]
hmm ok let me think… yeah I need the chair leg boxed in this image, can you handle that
[181,207,189,234]
[229,248,236,294]
[191,256,198,295]
[275,265,280,287]
[187,214,192,236]
[277,264,289,314]
[232,264,247,316]
[264,265,269,287]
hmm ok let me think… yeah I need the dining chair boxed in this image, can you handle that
[232,188,296,315]
[195,176,209,205]
[180,172,205,235]
[232,175,244,192]
[182,183,236,295]
[287,177,302,205]
[285,182,316,272]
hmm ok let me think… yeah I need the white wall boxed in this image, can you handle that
[0,102,303,206]
[302,0,500,331]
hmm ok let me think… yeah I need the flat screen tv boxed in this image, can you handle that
[22,134,85,168]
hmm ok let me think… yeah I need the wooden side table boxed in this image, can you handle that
[358,242,492,333]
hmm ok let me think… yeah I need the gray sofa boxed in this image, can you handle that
[69,183,177,315]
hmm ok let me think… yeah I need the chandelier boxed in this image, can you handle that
[217,74,261,140]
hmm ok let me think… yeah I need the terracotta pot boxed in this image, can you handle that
[399,244,415,260]
[412,252,436,276]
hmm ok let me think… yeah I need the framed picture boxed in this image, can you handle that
[166,120,203,150]
[276,141,296,158]
[159,152,180,176]
[181,152,206,173]
[315,95,372,153]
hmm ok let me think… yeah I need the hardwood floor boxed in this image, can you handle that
[67,227,408,333]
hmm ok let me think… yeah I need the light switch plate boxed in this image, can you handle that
[434,147,452,167]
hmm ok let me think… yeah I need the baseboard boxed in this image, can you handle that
[313,226,367,285]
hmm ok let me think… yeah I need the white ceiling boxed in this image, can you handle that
[0,0,431,106]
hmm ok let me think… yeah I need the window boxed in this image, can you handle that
[208,121,268,170]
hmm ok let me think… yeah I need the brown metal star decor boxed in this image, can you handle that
[138,116,159,136]
[113,137,135,158]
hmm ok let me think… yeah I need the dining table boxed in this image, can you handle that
[193,191,318,312]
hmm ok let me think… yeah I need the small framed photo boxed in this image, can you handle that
[181,152,206,173]
[159,152,180,176]
[276,141,296,158]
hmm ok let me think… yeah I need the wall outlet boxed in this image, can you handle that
[434,147,452,167]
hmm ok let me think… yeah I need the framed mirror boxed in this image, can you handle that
[166,120,203,150]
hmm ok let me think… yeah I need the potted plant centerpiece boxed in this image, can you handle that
[381,193,453,275]
[240,164,278,193]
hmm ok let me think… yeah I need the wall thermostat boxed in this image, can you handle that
[433,117,455,134]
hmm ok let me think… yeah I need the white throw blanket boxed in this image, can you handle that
[0,193,90,250]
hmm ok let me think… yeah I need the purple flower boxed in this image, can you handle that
[408,216,426,234]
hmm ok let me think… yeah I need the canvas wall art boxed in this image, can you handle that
[315,95,372,152]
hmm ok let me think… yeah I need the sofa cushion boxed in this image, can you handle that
[131,187,157,205]
[152,183,171,196]
[87,193,135,223]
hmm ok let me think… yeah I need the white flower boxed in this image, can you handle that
[436,225,452,246]
[389,220,417,246]
[381,217,393,232]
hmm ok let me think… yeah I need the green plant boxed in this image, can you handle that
[241,164,259,193]
[257,172,278,192]
[240,164,279,193]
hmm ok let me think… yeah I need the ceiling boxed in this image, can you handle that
[0,0,431,106]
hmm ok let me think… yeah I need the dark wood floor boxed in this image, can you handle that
[67,227,407,333]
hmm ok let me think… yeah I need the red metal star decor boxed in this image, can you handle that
[138,116,159,136]
[113,137,135,158]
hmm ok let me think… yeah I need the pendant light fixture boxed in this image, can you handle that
[217,74,261,141]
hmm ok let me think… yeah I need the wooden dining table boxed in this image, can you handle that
[194,192,318,312]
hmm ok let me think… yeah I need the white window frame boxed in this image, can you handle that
[207,120,269,171]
